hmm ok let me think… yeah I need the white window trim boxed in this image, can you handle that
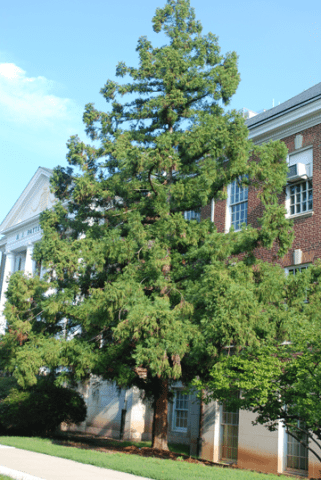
[285,148,313,219]
[286,424,309,474]
[220,402,239,462]
[172,390,189,433]
[211,198,215,223]
[285,180,313,219]
[225,184,231,233]
[284,263,310,276]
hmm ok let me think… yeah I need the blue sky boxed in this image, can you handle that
[0,0,320,224]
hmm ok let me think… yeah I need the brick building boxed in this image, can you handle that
[202,82,321,272]
[200,82,321,477]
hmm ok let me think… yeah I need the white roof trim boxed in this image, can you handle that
[0,167,53,234]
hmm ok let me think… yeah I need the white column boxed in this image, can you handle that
[0,251,15,335]
[24,243,34,276]
[213,401,221,462]
[277,419,287,473]
[211,198,215,222]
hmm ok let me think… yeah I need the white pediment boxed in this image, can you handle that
[0,167,55,234]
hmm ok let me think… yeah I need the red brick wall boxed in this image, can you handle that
[200,122,321,267]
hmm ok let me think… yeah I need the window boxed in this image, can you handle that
[286,148,313,218]
[287,427,308,473]
[184,210,201,222]
[287,264,309,275]
[220,403,239,462]
[285,264,310,303]
[14,253,26,272]
[226,178,248,232]
[172,390,189,432]
[288,181,313,216]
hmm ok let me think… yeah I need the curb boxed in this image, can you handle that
[0,465,44,480]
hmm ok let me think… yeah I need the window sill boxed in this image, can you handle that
[219,460,238,466]
[284,469,308,477]
[287,211,314,220]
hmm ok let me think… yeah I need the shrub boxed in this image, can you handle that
[0,376,18,400]
[0,379,87,435]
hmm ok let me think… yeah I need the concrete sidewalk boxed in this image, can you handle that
[0,445,152,480]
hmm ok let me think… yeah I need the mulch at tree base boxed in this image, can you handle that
[51,431,223,466]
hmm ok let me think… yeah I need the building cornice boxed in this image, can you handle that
[248,99,321,144]
[0,214,41,236]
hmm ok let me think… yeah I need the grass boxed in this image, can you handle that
[0,476,15,480]
[0,436,287,480]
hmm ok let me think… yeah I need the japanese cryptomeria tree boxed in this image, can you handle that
[1,0,293,450]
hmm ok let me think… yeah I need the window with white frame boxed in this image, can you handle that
[172,390,189,432]
[184,210,201,222]
[288,181,313,216]
[286,149,313,217]
[286,264,310,275]
[287,426,308,473]
[220,402,239,462]
[226,178,248,232]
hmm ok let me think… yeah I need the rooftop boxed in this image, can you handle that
[245,82,321,129]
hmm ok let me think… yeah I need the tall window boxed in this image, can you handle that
[287,428,308,473]
[14,253,25,272]
[220,403,239,462]
[228,178,248,231]
[172,390,189,432]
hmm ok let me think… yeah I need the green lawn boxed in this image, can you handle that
[0,476,15,480]
[0,436,287,480]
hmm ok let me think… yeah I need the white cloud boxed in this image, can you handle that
[0,63,23,79]
[0,62,82,129]
[0,61,85,174]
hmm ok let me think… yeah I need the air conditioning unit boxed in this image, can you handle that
[287,163,308,182]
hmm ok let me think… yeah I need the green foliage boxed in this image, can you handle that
[1,0,293,437]
[197,263,321,462]
[0,379,86,436]
[0,377,18,400]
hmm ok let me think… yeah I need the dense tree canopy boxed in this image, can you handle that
[197,264,321,462]
[0,0,293,450]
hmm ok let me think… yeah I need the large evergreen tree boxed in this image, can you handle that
[1,0,293,450]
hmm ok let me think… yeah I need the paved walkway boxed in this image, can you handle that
[0,445,152,480]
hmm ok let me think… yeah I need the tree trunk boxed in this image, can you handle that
[151,123,172,452]
[152,378,169,450]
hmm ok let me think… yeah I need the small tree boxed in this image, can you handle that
[1,0,293,450]
[198,264,321,463]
